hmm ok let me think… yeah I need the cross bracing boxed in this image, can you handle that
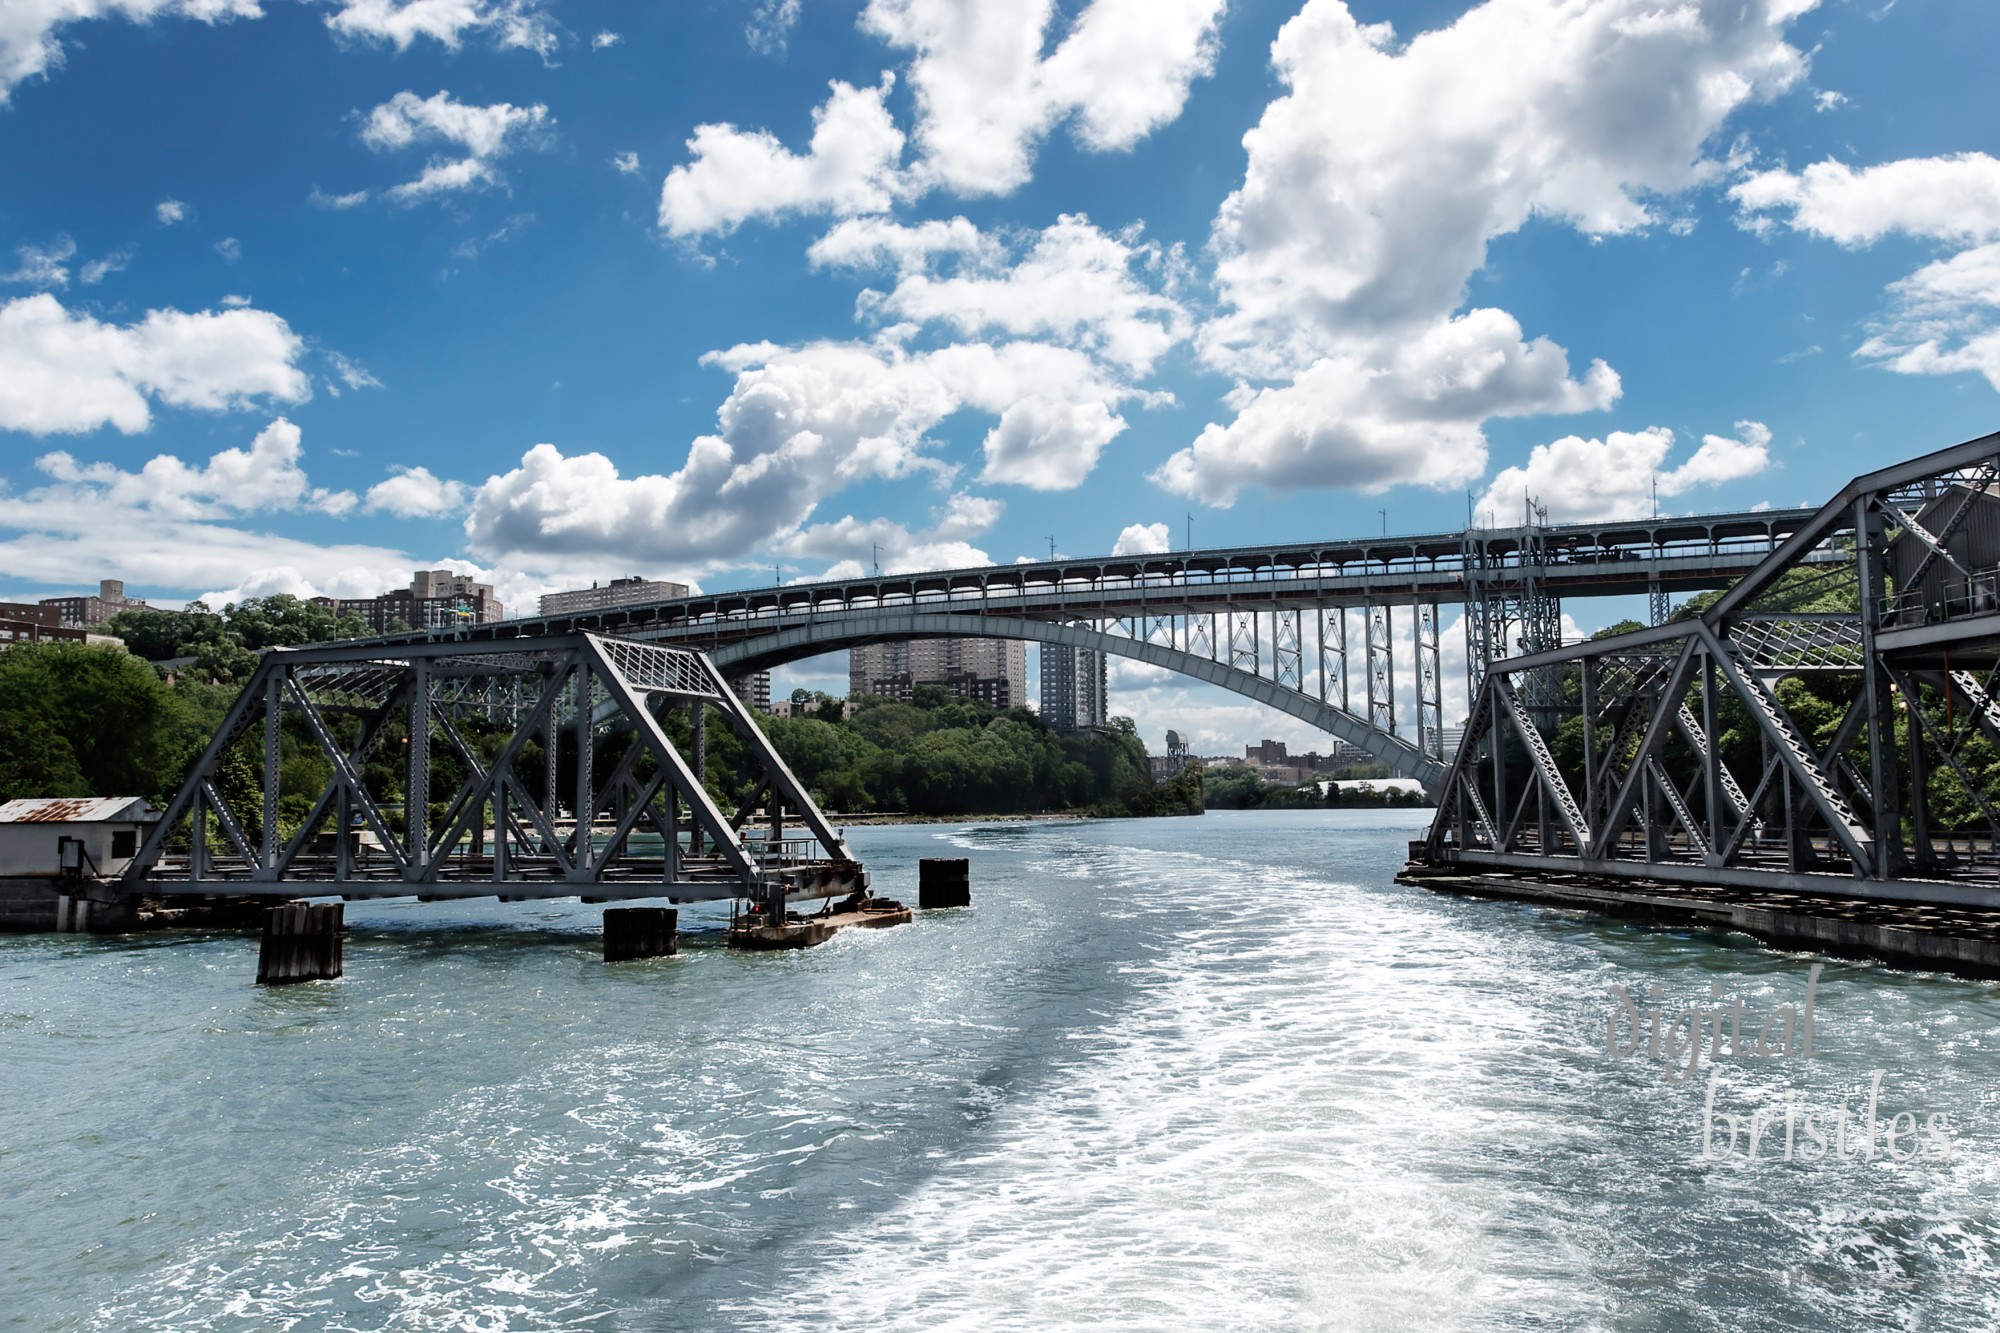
[1423,428,2000,908]
[124,634,864,904]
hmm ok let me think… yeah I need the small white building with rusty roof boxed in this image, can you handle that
[0,797,157,880]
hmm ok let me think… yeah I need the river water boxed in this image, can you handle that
[3,809,1998,1330]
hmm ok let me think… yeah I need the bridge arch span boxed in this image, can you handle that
[706,612,1448,791]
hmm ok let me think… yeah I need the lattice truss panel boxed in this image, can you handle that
[1424,431,2000,906]
[126,635,860,902]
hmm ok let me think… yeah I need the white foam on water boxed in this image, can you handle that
[52,817,2000,1331]
[720,835,1581,1332]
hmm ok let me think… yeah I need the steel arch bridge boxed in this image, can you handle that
[359,505,1821,795]
[707,611,1448,788]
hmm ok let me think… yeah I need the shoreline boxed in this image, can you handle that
[828,811,1094,826]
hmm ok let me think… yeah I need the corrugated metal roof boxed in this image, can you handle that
[0,797,153,824]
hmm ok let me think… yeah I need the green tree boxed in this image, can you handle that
[0,642,208,802]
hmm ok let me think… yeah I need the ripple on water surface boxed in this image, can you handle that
[2,810,1995,1331]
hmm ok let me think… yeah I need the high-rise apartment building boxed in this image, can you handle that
[1039,644,1108,731]
[849,638,1028,709]
[730,671,772,712]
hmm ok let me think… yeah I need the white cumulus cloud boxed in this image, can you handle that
[1732,152,2000,390]
[746,0,799,54]
[0,0,259,105]
[1156,308,1620,504]
[1476,422,1774,525]
[813,213,1191,374]
[80,248,132,284]
[463,335,1141,570]
[1173,0,1812,506]
[156,197,187,224]
[1111,521,1171,556]
[0,293,310,434]
[0,421,471,604]
[1730,153,2000,246]
[779,492,1004,577]
[27,418,353,520]
[1203,0,1813,376]
[861,0,1228,197]
[2,236,75,288]
[360,89,551,202]
[659,75,906,237]
[1857,243,2000,391]
[326,0,556,57]
[366,465,469,517]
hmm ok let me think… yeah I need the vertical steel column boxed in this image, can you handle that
[1648,574,1670,626]
[1854,497,1904,877]
[689,699,707,856]
[1700,647,1722,859]
[1462,530,1495,707]
[1906,686,1934,864]
[492,782,508,881]
[1274,609,1303,690]
[1416,601,1442,760]
[1366,602,1395,736]
[262,669,282,870]
[407,658,429,871]
[1229,609,1259,675]
[574,662,595,866]
[543,676,562,827]
[1580,657,1599,828]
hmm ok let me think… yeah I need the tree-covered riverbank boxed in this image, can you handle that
[753,687,1202,818]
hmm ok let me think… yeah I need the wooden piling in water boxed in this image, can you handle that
[918,858,971,909]
[256,902,344,985]
[603,907,678,962]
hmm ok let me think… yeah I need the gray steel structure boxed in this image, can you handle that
[1420,429,2000,910]
[342,508,1821,791]
[123,634,864,905]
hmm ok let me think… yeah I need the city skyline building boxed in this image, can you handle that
[1039,644,1108,731]
[538,576,692,617]
[730,671,772,713]
[849,638,1028,709]
[318,571,505,633]
[39,579,151,628]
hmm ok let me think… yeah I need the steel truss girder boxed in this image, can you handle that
[1425,428,2000,907]
[125,634,859,902]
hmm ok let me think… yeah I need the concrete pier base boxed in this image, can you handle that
[54,894,91,933]
[603,907,679,962]
[2,877,270,934]
[256,902,344,985]
[918,858,970,909]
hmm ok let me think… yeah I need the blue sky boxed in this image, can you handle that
[2,0,1997,750]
